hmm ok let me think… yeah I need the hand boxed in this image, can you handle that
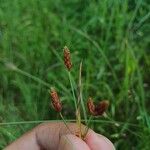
[5,122,115,150]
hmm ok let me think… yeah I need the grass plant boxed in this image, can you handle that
[0,0,150,149]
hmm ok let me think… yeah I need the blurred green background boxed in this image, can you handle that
[0,0,150,149]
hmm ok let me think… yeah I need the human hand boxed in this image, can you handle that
[5,122,115,150]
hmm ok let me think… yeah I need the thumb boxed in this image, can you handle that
[85,130,115,150]
[58,134,90,150]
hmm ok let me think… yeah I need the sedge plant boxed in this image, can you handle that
[49,46,109,140]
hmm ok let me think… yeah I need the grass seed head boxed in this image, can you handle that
[87,97,109,116]
[87,97,96,116]
[50,87,62,112]
[95,100,109,116]
[63,46,72,71]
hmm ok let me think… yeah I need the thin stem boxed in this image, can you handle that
[59,112,73,134]
[76,109,82,138]
[16,68,50,88]
[78,62,88,125]
[82,116,93,138]
[77,62,82,139]
[4,62,72,94]
[0,119,143,128]
[68,71,77,110]
[7,64,51,88]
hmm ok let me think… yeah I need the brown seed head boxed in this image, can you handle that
[50,88,62,112]
[87,97,109,116]
[63,46,72,71]
[95,100,109,116]
[87,97,96,116]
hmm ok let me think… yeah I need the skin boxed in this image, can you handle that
[5,123,115,150]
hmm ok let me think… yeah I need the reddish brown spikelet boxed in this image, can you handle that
[50,88,62,112]
[95,100,109,116]
[87,97,109,116]
[64,46,72,71]
[87,97,96,116]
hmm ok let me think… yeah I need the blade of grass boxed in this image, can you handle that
[76,62,82,138]
[4,62,51,88]
[4,61,70,94]
[0,119,144,128]
[77,62,88,125]
[69,26,121,89]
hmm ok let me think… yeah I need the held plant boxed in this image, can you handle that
[50,46,109,140]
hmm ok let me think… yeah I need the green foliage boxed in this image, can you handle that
[0,0,150,149]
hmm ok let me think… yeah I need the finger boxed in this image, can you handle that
[4,130,40,150]
[58,134,90,150]
[5,123,86,150]
[35,122,87,150]
[85,130,115,150]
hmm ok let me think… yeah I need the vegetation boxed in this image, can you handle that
[0,0,150,149]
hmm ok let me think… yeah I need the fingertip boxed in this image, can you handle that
[85,130,115,150]
[97,134,115,150]
[59,134,90,150]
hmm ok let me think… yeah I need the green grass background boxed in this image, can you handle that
[0,0,150,149]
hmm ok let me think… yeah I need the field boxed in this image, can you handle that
[0,0,150,149]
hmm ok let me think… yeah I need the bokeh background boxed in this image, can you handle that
[0,0,150,149]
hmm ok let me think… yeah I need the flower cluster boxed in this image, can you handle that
[63,46,72,71]
[50,88,62,112]
[87,97,109,116]
[49,46,110,139]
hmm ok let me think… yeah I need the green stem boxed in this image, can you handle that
[12,67,50,88]
[68,71,77,110]
[59,112,72,134]
[83,116,93,138]
[78,62,88,126]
